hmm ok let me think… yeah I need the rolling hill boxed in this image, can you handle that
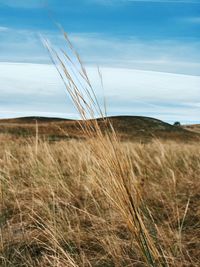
[0,115,199,142]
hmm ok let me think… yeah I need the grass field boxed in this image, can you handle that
[0,130,199,266]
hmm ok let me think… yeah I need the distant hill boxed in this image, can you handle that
[0,115,199,142]
[97,116,200,142]
[0,116,71,123]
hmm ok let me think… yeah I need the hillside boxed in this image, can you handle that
[0,115,199,142]
[183,124,200,134]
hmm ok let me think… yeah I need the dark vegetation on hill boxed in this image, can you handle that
[0,115,199,142]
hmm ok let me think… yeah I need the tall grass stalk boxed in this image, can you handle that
[43,32,169,266]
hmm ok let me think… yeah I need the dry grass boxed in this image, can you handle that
[0,135,199,266]
[183,124,200,134]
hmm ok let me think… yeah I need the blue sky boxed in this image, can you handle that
[0,0,200,123]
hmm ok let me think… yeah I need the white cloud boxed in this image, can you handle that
[0,62,199,123]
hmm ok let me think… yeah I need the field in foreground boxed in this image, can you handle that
[0,129,199,267]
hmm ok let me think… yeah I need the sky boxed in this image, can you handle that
[0,0,200,123]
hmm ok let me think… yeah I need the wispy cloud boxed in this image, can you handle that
[0,26,9,31]
[1,28,200,75]
[0,28,49,63]
[68,33,200,75]
[0,62,199,123]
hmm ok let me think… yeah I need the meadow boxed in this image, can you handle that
[0,131,199,266]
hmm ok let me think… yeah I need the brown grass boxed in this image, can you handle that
[183,124,200,134]
[0,135,199,266]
